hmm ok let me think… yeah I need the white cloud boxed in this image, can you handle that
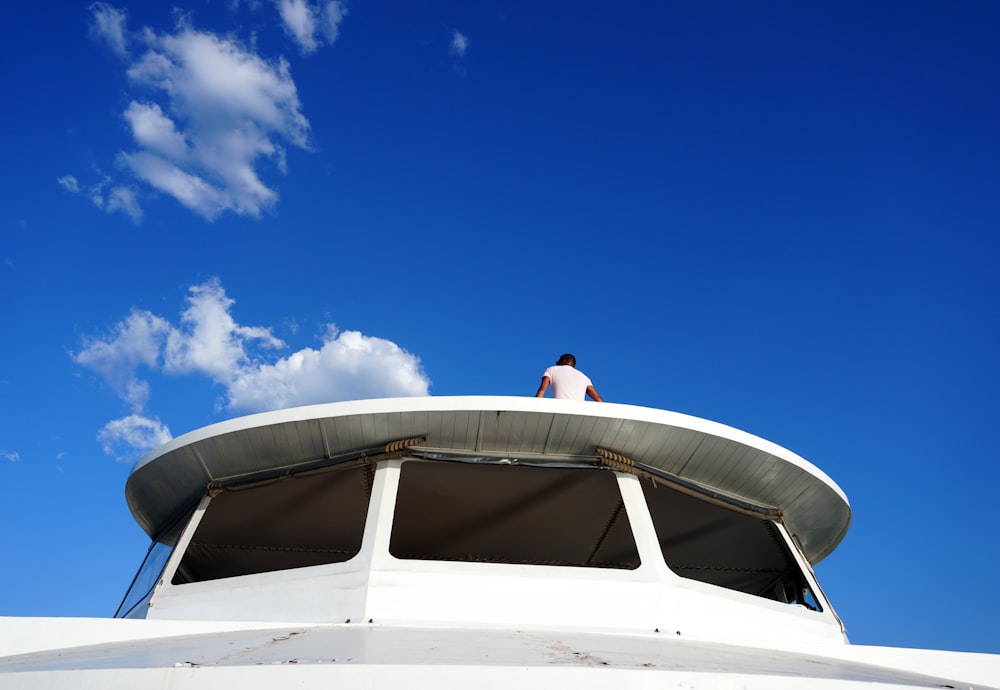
[87,176,112,208]
[2,451,19,463]
[120,151,233,220]
[73,310,173,411]
[98,415,173,463]
[278,0,317,53]
[321,2,347,44]
[74,278,430,459]
[57,175,80,193]
[83,5,318,221]
[59,173,142,223]
[125,27,309,218]
[277,0,347,54]
[89,2,129,57]
[107,186,143,224]
[227,325,430,412]
[163,278,285,382]
[128,30,310,144]
[451,30,469,58]
[124,101,188,159]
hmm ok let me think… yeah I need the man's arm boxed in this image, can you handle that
[535,376,551,397]
[586,385,604,402]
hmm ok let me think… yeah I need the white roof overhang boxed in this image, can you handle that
[125,396,851,563]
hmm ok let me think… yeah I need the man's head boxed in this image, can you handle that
[556,353,576,367]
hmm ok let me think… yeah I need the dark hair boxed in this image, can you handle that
[556,353,576,366]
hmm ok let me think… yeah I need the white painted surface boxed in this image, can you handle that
[144,466,843,645]
[4,398,997,689]
[2,622,998,688]
[126,396,851,562]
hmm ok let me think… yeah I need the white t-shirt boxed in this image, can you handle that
[542,365,592,400]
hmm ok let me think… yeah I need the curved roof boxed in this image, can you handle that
[126,396,851,563]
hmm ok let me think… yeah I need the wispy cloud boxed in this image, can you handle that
[1,451,19,463]
[57,175,80,193]
[78,3,346,221]
[89,2,129,58]
[59,172,143,224]
[277,0,348,54]
[73,278,430,461]
[73,309,173,412]
[321,1,348,45]
[451,30,469,58]
[106,186,143,224]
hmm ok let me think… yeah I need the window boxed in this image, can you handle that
[390,462,640,569]
[116,539,176,618]
[172,464,373,584]
[641,479,820,609]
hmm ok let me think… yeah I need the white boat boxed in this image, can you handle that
[2,396,998,688]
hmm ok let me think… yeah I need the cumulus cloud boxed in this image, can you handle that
[97,415,173,463]
[162,279,285,382]
[227,325,430,411]
[277,0,347,54]
[2,451,19,463]
[123,101,188,159]
[74,278,430,460]
[78,4,331,221]
[123,27,309,219]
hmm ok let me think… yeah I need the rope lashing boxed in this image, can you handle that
[384,436,426,455]
[209,435,427,493]
[594,448,642,473]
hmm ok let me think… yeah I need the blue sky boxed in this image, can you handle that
[1,0,998,655]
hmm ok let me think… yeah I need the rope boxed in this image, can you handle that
[587,500,625,566]
[208,435,427,493]
[187,543,357,556]
[388,552,637,569]
[595,448,634,467]
[670,565,785,574]
[385,436,425,454]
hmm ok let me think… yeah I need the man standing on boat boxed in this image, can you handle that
[535,354,604,401]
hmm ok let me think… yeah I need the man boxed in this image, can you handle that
[535,353,604,401]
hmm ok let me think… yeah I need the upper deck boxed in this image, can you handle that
[7,399,997,690]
